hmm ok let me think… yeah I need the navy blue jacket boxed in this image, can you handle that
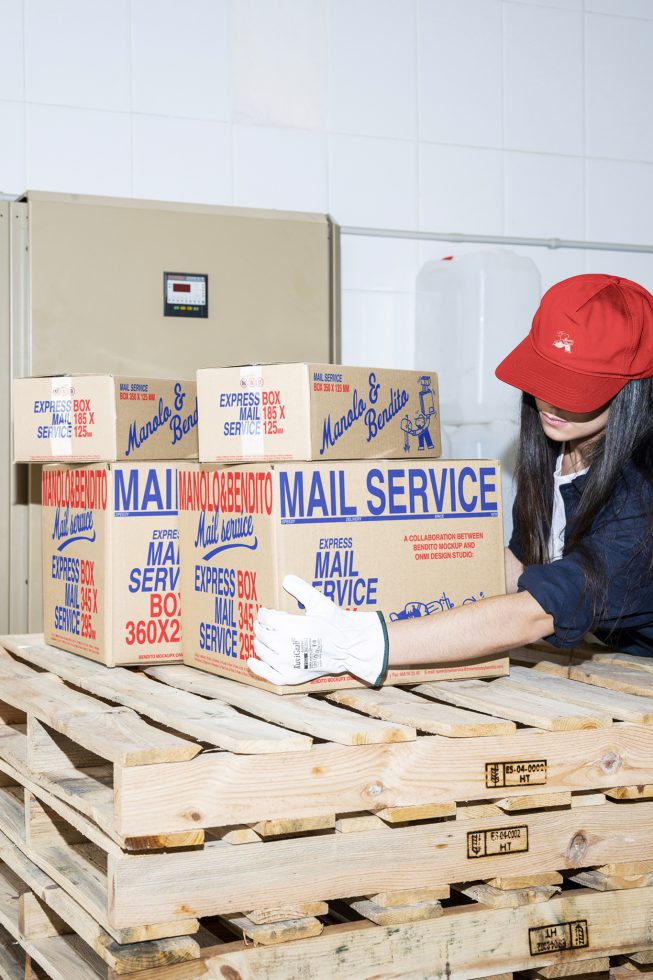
[509,462,653,656]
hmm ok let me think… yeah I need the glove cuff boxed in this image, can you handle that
[371,611,389,687]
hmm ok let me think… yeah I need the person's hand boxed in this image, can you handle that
[248,574,389,686]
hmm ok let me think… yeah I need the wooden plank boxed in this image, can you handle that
[222,913,323,946]
[146,662,415,745]
[570,870,653,892]
[597,862,653,876]
[245,902,328,924]
[506,667,653,724]
[592,653,653,674]
[349,897,443,925]
[326,687,516,737]
[0,653,199,766]
[250,815,335,837]
[496,793,571,813]
[605,786,653,800]
[334,814,387,834]
[523,957,610,977]
[179,887,653,980]
[107,803,653,927]
[455,882,561,908]
[2,637,314,757]
[19,892,71,940]
[114,724,653,835]
[415,678,612,730]
[630,952,653,966]
[571,793,607,809]
[487,873,563,890]
[366,886,450,905]
[569,663,653,698]
[376,802,456,823]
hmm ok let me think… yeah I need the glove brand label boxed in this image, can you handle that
[529,921,589,956]
[467,825,529,858]
[485,760,548,788]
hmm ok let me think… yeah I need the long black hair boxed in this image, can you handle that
[514,378,653,576]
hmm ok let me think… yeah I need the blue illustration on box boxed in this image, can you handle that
[400,376,437,452]
[389,590,485,620]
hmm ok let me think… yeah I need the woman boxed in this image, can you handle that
[249,274,653,686]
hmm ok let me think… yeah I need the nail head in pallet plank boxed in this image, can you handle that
[455,882,561,909]
[349,896,443,925]
[569,663,653,698]
[146,662,415,745]
[415,678,613,730]
[0,636,312,755]
[178,887,653,980]
[506,667,653,724]
[114,724,653,835]
[326,687,516,737]
[107,804,653,927]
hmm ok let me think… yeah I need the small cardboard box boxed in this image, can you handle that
[178,458,508,693]
[196,363,441,462]
[42,462,183,666]
[13,375,198,462]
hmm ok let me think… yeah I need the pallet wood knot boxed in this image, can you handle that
[219,966,244,980]
[566,829,590,865]
[600,750,622,775]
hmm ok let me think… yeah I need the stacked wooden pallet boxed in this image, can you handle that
[1,634,653,979]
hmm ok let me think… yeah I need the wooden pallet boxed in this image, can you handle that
[2,847,653,980]
[3,635,653,846]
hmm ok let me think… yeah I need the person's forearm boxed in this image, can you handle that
[504,546,524,594]
[387,591,554,667]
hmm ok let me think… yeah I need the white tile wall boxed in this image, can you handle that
[133,115,232,204]
[586,158,653,246]
[419,143,503,235]
[503,3,584,156]
[329,0,417,140]
[0,101,25,193]
[329,133,418,229]
[26,104,131,196]
[418,0,503,149]
[131,0,231,121]
[233,0,327,129]
[504,151,584,239]
[586,0,653,18]
[586,13,653,163]
[233,125,327,212]
[341,290,416,368]
[0,0,24,102]
[25,0,131,111]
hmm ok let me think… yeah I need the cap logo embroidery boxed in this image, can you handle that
[553,331,574,354]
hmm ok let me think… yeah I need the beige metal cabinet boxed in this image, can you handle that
[0,192,340,634]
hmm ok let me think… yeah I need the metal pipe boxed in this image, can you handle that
[340,226,653,255]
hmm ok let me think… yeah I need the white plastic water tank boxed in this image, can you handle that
[415,250,541,425]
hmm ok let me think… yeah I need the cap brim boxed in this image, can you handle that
[495,335,626,412]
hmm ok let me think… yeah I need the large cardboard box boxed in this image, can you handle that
[196,363,441,462]
[42,462,183,666]
[178,459,508,693]
[13,375,198,461]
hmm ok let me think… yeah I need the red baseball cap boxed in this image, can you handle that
[495,274,653,412]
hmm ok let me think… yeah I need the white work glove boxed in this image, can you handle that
[248,574,389,686]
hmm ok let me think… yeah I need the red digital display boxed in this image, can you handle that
[172,283,192,293]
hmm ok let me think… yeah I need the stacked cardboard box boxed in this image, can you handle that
[13,374,198,665]
[179,363,508,692]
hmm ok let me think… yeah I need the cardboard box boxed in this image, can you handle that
[196,363,441,462]
[178,459,508,693]
[13,375,198,462]
[42,462,183,666]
